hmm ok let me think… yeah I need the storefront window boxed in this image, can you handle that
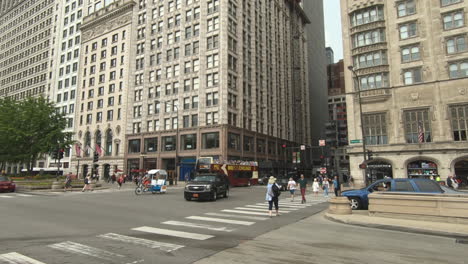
[407,160,438,179]
[143,158,157,171]
[257,139,265,153]
[202,132,219,149]
[181,134,197,150]
[144,137,158,152]
[366,161,392,183]
[162,136,176,151]
[268,141,275,155]
[128,139,141,153]
[244,136,253,152]
[228,133,240,150]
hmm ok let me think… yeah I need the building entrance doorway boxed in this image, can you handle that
[454,159,468,186]
[103,164,110,180]
[366,161,392,184]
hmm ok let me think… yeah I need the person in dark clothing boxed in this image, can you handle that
[333,176,341,197]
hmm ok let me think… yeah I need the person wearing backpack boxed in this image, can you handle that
[266,176,281,218]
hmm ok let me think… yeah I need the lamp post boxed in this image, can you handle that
[156,100,179,182]
[347,66,368,184]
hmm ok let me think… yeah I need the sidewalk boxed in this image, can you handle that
[325,210,468,238]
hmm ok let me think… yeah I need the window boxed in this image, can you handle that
[128,139,141,153]
[359,73,389,90]
[132,122,141,133]
[183,115,190,128]
[192,96,198,108]
[350,5,384,26]
[443,10,464,30]
[184,97,190,109]
[162,136,176,151]
[354,51,387,68]
[206,92,219,106]
[401,45,420,62]
[207,17,219,31]
[394,181,415,192]
[228,133,240,150]
[181,134,196,150]
[397,0,416,17]
[207,53,219,68]
[144,138,158,152]
[207,35,219,49]
[353,29,386,48]
[404,109,432,143]
[202,132,219,149]
[207,72,219,87]
[441,0,462,6]
[363,113,388,145]
[446,35,467,54]
[450,104,468,141]
[403,68,422,84]
[414,180,442,192]
[208,0,219,14]
[399,22,417,39]
[449,61,468,78]
[243,136,253,152]
[257,139,265,153]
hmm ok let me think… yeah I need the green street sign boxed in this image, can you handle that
[350,139,362,144]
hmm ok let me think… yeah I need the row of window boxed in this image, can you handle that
[364,105,468,145]
[79,109,122,125]
[128,132,219,154]
[133,111,219,134]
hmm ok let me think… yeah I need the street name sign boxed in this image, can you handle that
[350,139,362,144]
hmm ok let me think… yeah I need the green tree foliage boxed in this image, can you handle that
[0,96,73,172]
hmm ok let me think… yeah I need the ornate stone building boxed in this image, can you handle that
[341,0,468,186]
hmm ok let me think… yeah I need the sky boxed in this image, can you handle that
[323,0,343,63]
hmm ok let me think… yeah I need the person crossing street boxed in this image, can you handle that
[297,174,308,204]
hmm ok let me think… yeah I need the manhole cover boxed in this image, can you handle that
[456,239,468,244]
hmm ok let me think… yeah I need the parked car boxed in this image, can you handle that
[0,176,15,192]
[184,173,229,201]
[342,178,443,210]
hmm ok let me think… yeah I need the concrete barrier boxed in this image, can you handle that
[328,197,352,215]
[369,192,468,224]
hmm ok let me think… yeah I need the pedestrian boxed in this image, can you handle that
[117,174,124,189]
[111,173,116,184]
[322,177,330,197]
[333,176,341,197]
[266,176,280,217]
[436,175,441,182]
[82,174,92,192]
[64,172,73,192]
[184,172,190,183]
[287,177,297,202]
[297,174,308,204]
[312,178,320,197]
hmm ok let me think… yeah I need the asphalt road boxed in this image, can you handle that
[0,185,328,264]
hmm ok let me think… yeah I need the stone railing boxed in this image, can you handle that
[369,192,468,224]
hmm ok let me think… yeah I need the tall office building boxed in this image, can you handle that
[342,0,468,186]
[124,0,312,179]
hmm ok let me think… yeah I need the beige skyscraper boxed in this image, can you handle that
[341,0,468,186]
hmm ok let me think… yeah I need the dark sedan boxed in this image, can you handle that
[0,176,15,192]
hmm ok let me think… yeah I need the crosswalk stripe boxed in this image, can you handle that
[204,212,268,221]
[132,226,213,240]
[0,195,13,198]
[48,241,125,261]
[0,252,46,264]
[98,233,184,252]
[234,207,291,213]
[186,216,255,226]
[256,203,309,208]
[245,205,298,211]
[15,194,33,197]
[221,209,269,216]
[162,220,235,232]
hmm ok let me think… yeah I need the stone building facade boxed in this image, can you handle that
[71,0,135,178]
[125,0,312,179]
[341,0,468,187]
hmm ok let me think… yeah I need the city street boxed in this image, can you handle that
[0,185,328,264]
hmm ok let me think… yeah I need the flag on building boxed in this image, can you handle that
[418,122,425,143]
[95,143,103,156]
[74,143,81,157]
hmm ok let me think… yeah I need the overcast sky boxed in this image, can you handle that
[323,0,343,63]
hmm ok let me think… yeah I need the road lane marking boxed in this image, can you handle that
[234,207,291,213]
[132,226,214,240]
[162,220,235,232]
[0,252,46,264]
[98,233,184,252]
[245,205,298,210]
[15,194,33,197]
[0,195,13,198]
[221,209,269,216]
[204,212,268,221]
[48,241,125,261]
[186,216,255,226]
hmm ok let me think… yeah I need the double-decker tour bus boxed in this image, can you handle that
[195,157,259,187]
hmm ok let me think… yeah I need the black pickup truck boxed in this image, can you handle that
[184,173,230,201]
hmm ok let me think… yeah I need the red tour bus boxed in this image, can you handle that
[195,157,259,187]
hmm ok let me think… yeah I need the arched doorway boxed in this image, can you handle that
[103,164,111,180]
[407,160,438,179]
[366,161,392,183]
[454,159,468,186]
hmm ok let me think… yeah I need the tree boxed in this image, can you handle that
[0,96,74,173]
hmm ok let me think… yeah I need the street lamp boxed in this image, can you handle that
[347,66,368,184]
[155,100,179,182]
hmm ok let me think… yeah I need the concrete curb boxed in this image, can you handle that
[324,212,468,240]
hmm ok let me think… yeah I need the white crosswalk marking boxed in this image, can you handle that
[162,220,235,232]
[0,252,46,264]
[221,209,269,216]
[204,212,268,221]
[245,205,298,210]
[15,194,33,197]
[132,226,214,240]
[48,241,125,261]
[0,195,13,198]
[186,216,255,226]
[98,233,184,252]
[234,207,291,213]
[256,203,310,208]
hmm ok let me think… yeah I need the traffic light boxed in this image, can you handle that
[367,150,373,160]
[51,149,58,160]
[58,149,64,160]
[93,152,99,163]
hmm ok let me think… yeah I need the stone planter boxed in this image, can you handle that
[51,181,63,190]
[328,197,352,215]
